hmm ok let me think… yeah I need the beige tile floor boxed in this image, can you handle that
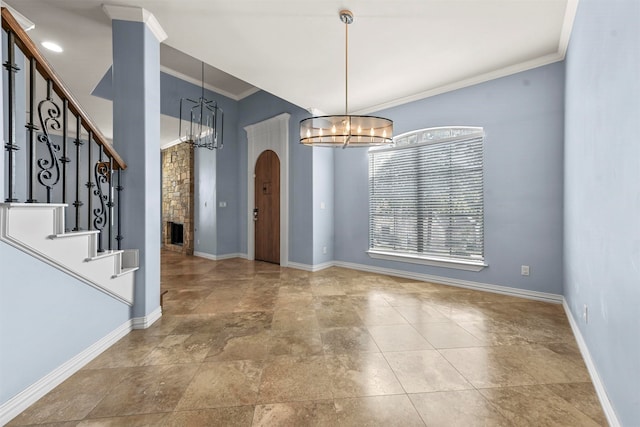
[9,251,607,426]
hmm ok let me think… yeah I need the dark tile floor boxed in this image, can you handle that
[8,251,607,426]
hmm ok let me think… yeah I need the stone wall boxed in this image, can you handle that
[162,143,194,255]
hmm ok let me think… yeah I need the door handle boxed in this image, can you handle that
[253,208,259,221]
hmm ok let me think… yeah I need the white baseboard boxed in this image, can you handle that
[332,260,563,303]
[194,251,247,261]
[284,258,562,303]
[288,261,334,272]
[562,299,620,427]
[132,306,162,330]
[0,320,133,426]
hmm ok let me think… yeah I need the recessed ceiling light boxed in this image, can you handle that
[41,41,63,53]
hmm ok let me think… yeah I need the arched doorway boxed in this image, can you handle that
[254,150,280,264]
[244,113,289,266]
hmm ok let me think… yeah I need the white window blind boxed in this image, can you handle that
[369,127,484,264]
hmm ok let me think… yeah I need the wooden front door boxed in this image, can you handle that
[254,150,280,264]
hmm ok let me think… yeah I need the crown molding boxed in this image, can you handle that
[159,66,258,102]
[355,52,565,115]
[102,4,168,43]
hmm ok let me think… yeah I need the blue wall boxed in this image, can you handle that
[214,105,240,255]
[0,242,131,405]
[335,62,566,294]
[237,90,313,265]
[313,148,334,265]
[564,0,640,424]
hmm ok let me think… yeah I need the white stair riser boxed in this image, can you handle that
[5,206,59,237]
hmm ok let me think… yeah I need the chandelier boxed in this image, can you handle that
[179,62,224,150]
[300,10,393,148]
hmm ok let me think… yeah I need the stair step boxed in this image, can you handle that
[85,250,124,262]
[112,266,139,278]
[51,230,99,239]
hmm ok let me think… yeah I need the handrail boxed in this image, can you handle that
[1,7,126,170]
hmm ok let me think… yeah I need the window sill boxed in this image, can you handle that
[367,250,487,272]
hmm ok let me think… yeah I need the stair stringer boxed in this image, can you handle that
[0,203,138,305]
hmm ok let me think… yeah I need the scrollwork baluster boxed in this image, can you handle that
[93,155,110,253]
[36,80,62,203]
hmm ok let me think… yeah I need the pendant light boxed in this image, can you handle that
[299,10,393,148]
[179,62,224,150]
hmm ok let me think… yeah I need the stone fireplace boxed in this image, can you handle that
[162,143,194,255]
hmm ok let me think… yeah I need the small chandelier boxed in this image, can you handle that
[300,10,393,148]
[179,62,224,150]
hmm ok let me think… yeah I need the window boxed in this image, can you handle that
[368,127,485,271]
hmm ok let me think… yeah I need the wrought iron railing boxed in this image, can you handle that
[2,8,126,251]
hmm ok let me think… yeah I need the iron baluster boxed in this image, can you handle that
[72,116,83,231]
[107,157,114,251]
[116,169,123,250]
[61,99,70,206]
[86,131,94,229]
[26,57,38,202]
[3,30,19,202]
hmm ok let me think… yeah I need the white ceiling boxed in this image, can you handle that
[5,0,577,147]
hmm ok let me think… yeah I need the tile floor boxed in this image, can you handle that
[9,251,607,426]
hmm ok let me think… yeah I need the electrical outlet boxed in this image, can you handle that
[322,246,327,254]
[521,265,530,276]
[583,304,589,324]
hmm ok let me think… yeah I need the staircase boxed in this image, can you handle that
[1,7,137,305]
[0,203,138,304]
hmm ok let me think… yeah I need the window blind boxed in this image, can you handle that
[369,127,484,262]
